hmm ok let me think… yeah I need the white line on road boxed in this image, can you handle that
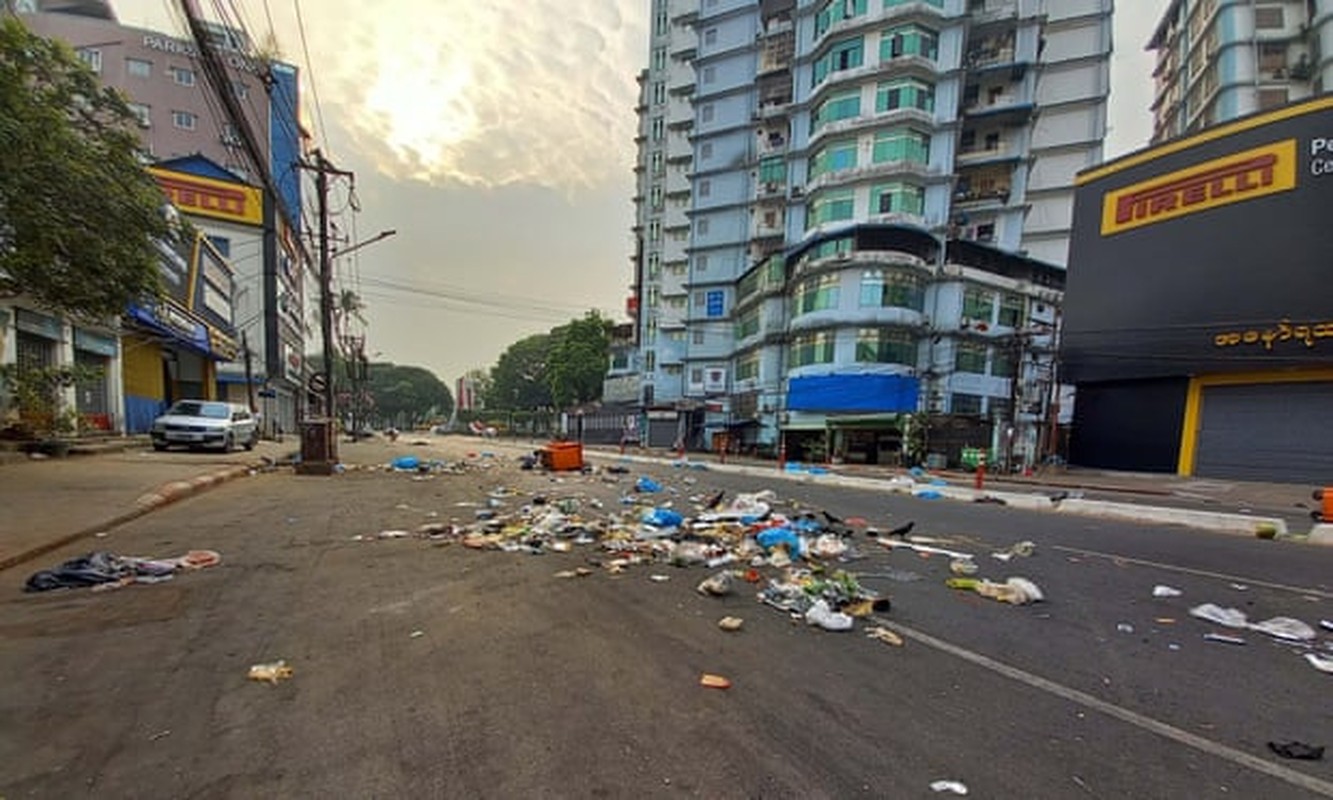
[872,616,1333,798]
[1051,545,1333,600]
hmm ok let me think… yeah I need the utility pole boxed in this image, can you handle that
[242,331,257,413]
[301,149,353,423]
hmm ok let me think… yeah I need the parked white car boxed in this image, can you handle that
[150,400,259,452]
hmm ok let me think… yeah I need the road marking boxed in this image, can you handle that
[1052,545,1333,600]
[872,616,1333,797]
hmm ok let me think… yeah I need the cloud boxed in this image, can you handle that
[308,0,648,191]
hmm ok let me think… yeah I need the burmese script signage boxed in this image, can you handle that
[1100,140,1297,236]
[1213,319,1333,351]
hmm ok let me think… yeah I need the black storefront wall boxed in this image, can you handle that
[1068,378,1188,472]
[1062,99,1333,385]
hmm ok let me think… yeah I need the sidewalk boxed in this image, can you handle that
[0,441,291,571]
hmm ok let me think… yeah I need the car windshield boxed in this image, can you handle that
[167,401,231,419]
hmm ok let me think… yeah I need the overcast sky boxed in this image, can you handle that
[116,0,1168,388]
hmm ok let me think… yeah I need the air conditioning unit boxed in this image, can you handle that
[790,185,803,197]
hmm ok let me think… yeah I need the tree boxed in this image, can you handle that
[0,17,170,319]
[547,311,612,407]
[365,363,453,428]
[486,333,553,410]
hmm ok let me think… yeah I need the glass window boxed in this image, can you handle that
[876,78,935,113]
[759,156,787,184]
[651,117,664,141]
[76,48,102,73]
[171,110,198,130]
[872,182,925,215]
[855,328,916,365]
[954,342,987,373]
[812,90,862,131]
[880,25,938,62]
[872,128,930,164]
[736,308,760,339]
[808,189,855,227]
[647,253,661,280]
[951,393,982,415]
[962,286,994,323]
[127,102,151,127]
[790,332,836,367]
[809,139,857,179]
[793,274,841,316]
[859,269,924,311]
[701,104,715,123]
[126,58,152,78]
[991,348,1016,378]
[736,352,760,381]
[1254,6,1283,28]
[998,293,1024,328]
[815,0,868,37]
[813,37,864,85]
[170,66,196,86]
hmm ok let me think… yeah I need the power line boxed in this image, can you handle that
[292,0,328,153]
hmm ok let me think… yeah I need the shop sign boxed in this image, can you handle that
[74,328,118,357]
[1101,140,1297,236]
[15,309,62,340]
[150,168,262,226]
[1212,318,1333,351]
[208,328,239,361]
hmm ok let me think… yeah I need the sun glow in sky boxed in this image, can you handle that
[111,0,1165,386]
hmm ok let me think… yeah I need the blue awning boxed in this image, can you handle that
[788,374,919,413]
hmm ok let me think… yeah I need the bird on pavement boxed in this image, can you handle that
[884,520,915,538]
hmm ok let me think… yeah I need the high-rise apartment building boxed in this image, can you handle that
[619,0,1111,467]
[1148,0,1332,144]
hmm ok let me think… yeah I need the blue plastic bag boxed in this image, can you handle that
[642,508,683,527]
[391,456,420,471]
[635,476,663,493]
[756,527,802,556]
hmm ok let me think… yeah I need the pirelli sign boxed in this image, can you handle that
[1100,140,1297,236]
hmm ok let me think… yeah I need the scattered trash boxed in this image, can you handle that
[635,476,663,493]
[949,558,978,576]
[718,616,744,632]
[697,571,735,597]
[1189,603,1248,629]
[1230,583,1249,591]
[805,599,854,631]
[1152,585,1184,598]
[866,626,904,646]
[391,456,420,471]
[914,490,943,500]
[991,540,1035,562]
[1203,633,1247,646]
[1117,623,1135,634]
[1305,653,1333,674]
[24,550,221,592]
[1268,741,1325,761]
[641,507,683,529]
[930,780,969,795]
[409,630,425,639]
[1156,618,1177,625]
[1321,620,1333,632]
[699,673,731,690]
[248,660,294,684]
[148,729,171,742]
[649,574,671,583]
[1250,617,1316,642]
[1254,522,1279,540]
[947,576,1044,606]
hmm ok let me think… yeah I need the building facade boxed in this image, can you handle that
[1148,0,1333,144]
[16,0,311,434]
[1062,96,1333,484]
[618,0,1109,468]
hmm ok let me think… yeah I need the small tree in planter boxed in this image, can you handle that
[0,363,102,454]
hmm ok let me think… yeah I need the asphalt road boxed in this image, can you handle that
[1,437,1331,798]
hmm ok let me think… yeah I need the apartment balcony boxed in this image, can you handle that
[755,99,792,121]
[671,6,698,26]
[750,220,785,243]
[969,1,1020,26]
[755,180,787,201]
[807,160,934,193]
[955,142,1021,166]
[962,94,1035,123]
[810,107,935,147]
[671,40,697,61]
[817,0,947,50]
[951,185,1011,210]
[757,133,788,157]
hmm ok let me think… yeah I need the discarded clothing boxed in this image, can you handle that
[1268,741,1324,761]
[24,550,220,592]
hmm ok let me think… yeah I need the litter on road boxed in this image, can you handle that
[1152,585,1184,598]
[248,660,294,684]
[930,780,969,795]
[1267,741,1325,760]
[699,673,731,690]
[24,549,221,592]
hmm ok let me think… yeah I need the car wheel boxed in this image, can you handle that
[153,443,168,452]
[243,431,255,451]
[221,433,233,453]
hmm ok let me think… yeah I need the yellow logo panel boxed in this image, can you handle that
[149,167,263,227]
[1100,140,1297,236]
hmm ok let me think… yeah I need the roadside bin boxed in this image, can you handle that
[542,441,584,471]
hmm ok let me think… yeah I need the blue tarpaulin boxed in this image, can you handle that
[787,374,919,413]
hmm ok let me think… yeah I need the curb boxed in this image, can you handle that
[0,461,265,573]
[573,449,1312,541]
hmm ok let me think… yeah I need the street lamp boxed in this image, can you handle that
[333,229,397,259]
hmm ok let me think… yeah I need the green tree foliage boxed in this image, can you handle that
[365,363,453,428]
[0,18,170,319]
[547,311,612,407]
[486,333,553,410]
